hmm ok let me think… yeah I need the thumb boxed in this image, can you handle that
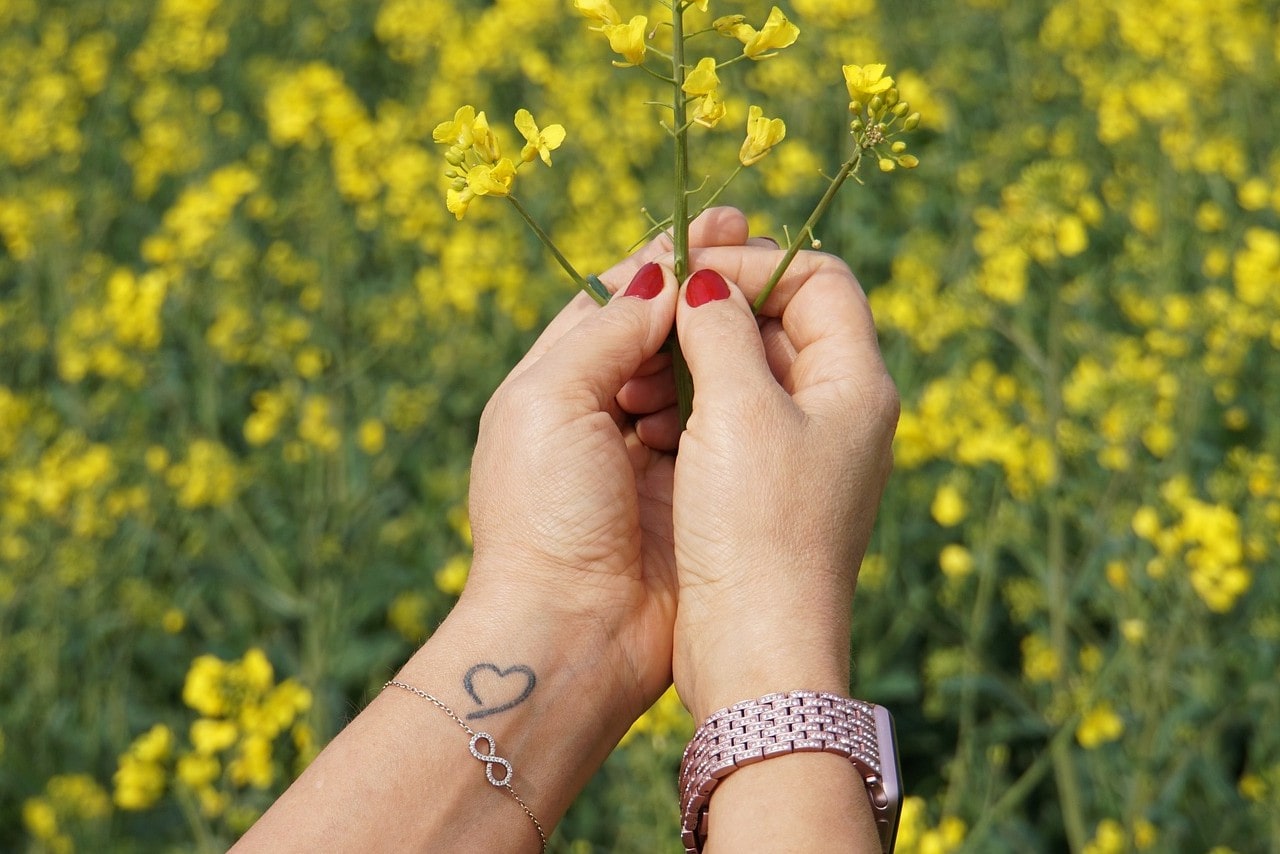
[522,261,677,410]
[676,269,783,413]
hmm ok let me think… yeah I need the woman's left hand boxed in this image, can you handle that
[465,207,753,723]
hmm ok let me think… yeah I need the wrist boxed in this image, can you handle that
[395,586,646,819]
[676,630,851,723]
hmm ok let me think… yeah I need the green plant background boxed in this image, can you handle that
[2,0,1279,851]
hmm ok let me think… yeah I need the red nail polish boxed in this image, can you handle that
[623,262,664,300]
[686,269,730,307]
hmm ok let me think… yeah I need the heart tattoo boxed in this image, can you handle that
[463,663,537,720]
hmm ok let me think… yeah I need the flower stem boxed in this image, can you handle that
[507,193,607,305]
[671,10,690,281]
[752,151,862,314]
[689,164,744,221]
[671,3,694,426]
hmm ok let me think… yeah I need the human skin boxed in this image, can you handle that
[670,250,898,852]
[232,208,895,852]
[232,208,746,851]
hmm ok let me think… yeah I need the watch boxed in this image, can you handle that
[678,690,902,853]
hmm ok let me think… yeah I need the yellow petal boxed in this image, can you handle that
[682,57,720,96]
[744,7,799,59]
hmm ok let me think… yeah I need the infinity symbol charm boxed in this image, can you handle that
[469,732,514,787]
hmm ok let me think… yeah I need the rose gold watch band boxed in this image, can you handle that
[678,690,901,853]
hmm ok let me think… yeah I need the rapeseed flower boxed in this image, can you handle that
[603,16,648,67]
[715,8,800,59]
[573,0,621,28]
[843,63,895,106]
[515,109,566,166]
[1076,702,1125,749]
[739,105,786,166]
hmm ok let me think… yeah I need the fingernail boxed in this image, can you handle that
[623,262,664,300]
[685,269,730,307]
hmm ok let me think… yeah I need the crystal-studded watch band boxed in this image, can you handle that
[678,690,900,853]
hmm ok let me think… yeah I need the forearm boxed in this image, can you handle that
[234,588,637,852]
[677,587,880,852]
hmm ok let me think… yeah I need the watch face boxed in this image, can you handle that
[873,704,903,853]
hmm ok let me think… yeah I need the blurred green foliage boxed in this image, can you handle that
[2,0,1279,851]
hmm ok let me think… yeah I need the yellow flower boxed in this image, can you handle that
[22,798,58,840]
[712,15,754,41]
[446,186,476,221]
[692,92,727,128]
[682,57,720,96]
[176,753,221,789]
[938,544,974,579]
[844,63,895,106]
[742,7,800,59]
[931,484,968,526]
[1076,702,1125,748]
[432,105,477,147]
[357,418,386,454]
[435,554,471,596]
[131,725,174,763]
[514,109,566,166]
[388,590,430,641]
[573,0,620,28]
[739,105,786,166]
[467,158,517,197]
[470,111,501,163]
[603,16,648,67]
[191,718,238,754]
[113,755,166,810]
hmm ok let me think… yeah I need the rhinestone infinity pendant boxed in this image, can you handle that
[469,732,514,786]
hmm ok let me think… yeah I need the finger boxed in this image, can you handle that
[675,269,787,414]
[686,247,883,386]
[633,351,672,379]
[758,317,798,391]
[639,206,752,259]
[520,262,679,413]
[635,405,681,452]
[618,366,677,415]
[748,236,780,249]
[687,245,867,320]
[508,209,751,380]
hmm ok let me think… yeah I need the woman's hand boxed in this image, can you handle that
[465,207,757,725]
[660,249,898,853]
[666,249,900,723]
[236,210,764,853]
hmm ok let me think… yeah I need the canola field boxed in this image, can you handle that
[2,0,1279,851]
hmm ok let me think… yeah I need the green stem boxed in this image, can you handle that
[752,151,862,314]
[671,12,690,280]
[507,193,607,305]
[671,3,694,426]
[1043,281,1088,852]
[689,164,744,221]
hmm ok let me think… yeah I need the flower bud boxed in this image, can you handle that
[878,158,896,172]
[891,141,907,154]
[893,101,910,117]
[451,177,468,191]
[898,154,920,169]
[445,147,465,166]
[885,88,899,107]
[904,112,921,131]
[869,95,884,115]
[851,118,865,132]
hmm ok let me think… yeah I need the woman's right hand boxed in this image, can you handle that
[666,249,899,723]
